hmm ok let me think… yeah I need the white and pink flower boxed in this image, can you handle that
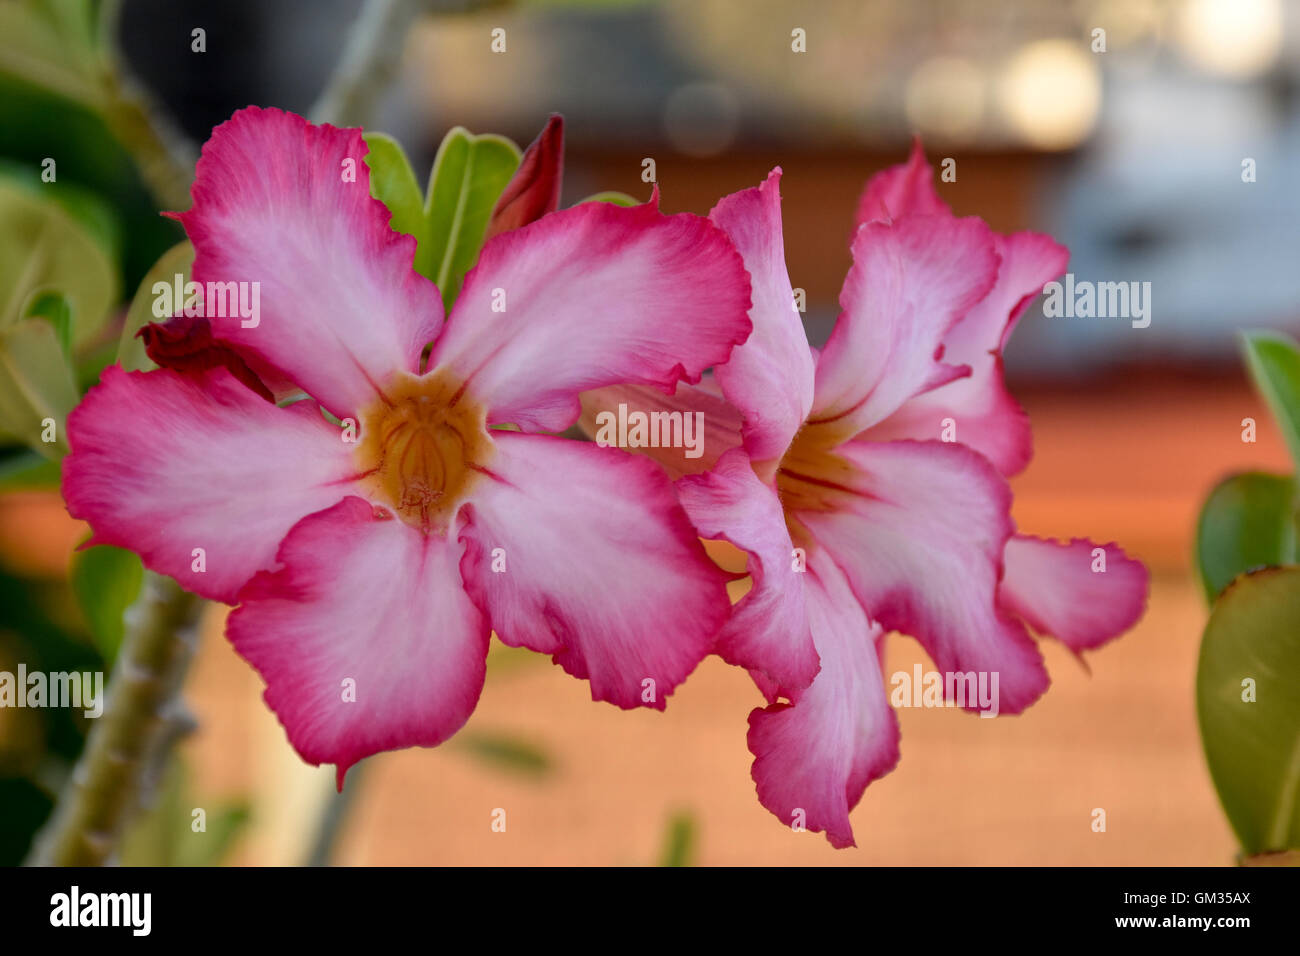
[63,107,753,785]
[584,142,1149,847]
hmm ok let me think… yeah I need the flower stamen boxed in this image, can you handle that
[355,371,491,532]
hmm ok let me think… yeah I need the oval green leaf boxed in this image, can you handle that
[1195,471,1296,602]
[364,128,520,313]
[1198,566,1300,855]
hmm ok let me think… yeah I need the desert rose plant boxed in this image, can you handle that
[17,112,1151,861]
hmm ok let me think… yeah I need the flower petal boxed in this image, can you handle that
[805,214,998,444]
[63,365,359,603]
[676,448,819,695]
[854,137,951,225]
[577,380,744,479]
[708,169,815,469]
[458,431,729,709]
[138,314,274,402]
[228,497,489,786]
[483,114,564,242]
[748,550,898,849]
[865,231,1068,475]
[999,534,1149,652]
[795,439,1049,714]
[177,106,444,418]
[428,198,752,432]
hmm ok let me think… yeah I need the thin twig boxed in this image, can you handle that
[309,0,504,128]
[96,0,196,210]
[309,0,423,128]
[303,762,370,866]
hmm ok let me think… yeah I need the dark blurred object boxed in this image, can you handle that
[117,0,356,140]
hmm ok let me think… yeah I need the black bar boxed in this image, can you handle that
[0,865,1289,942]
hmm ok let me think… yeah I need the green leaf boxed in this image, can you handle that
[362,133,425,238]
[657,811,696,867]
[0,0,105,111]
[24,288,71,357]
[116,240,193,372]
[364,128,520,313]
[70,543,143,662]
[456,732,553,777]
[0,75,184,288]
[1198,566,1300,855]
[0,178,116,346]
[578,190,639,207]
[0,160,122,270]
[0,316,78,458]
[1242,331,1300,471]
[1195,471,1297,602]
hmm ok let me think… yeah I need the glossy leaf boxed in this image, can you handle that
[1198,566,1300,855]
[1195,471,1296,602]
[70,543,143,662]
[364,128,520,313]
[1242,331,1300,471]
[361,133,424,237]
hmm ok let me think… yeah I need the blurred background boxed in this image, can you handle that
[2,0,1298,865]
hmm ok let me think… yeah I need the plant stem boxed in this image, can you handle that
[98,72,197,211]
[304,762,369,866]
[309,0,503,129]
[96,0,196,210]
[309,0,422,128]
[24,572,203,866]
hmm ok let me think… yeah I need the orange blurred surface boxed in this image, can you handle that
[1,370,1286,865]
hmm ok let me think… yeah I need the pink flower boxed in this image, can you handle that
[583,142,1149,847]
[62,107,753,785]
